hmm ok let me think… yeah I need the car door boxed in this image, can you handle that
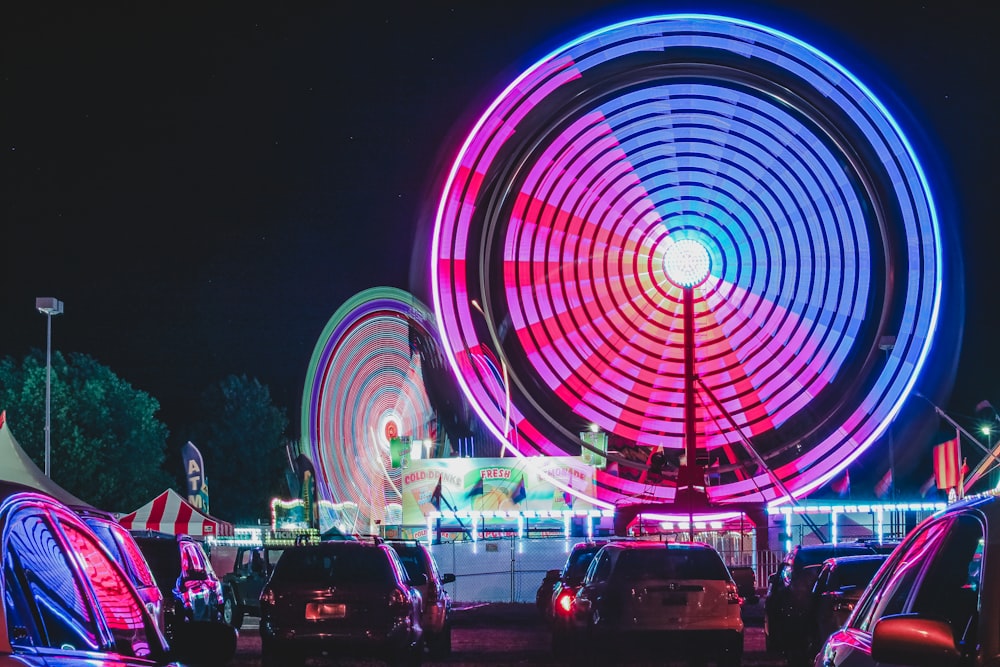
[2,495,168,665]
[815,511,984,667]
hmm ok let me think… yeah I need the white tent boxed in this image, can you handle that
[119,487,234,537]
[0,410,91,508]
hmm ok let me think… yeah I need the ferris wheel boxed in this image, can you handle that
[430,14,943,509]
[302,287,442,530]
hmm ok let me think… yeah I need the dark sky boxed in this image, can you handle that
[2,2,998,446]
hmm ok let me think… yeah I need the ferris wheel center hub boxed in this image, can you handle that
[663,239,710,288]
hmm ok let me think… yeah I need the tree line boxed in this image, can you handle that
[0,349,291,523]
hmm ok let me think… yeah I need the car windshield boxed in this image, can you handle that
[616,548,729,581]
[274,547,392,584]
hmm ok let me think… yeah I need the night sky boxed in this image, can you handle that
[3,2,998,458]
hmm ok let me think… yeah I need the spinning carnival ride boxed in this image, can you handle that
[430,15,944,514]
[302,288,446,531]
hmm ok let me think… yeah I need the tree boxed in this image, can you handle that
[183,374,289,524]
[0,350,174,510]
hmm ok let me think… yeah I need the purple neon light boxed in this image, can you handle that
[431,15,941,509]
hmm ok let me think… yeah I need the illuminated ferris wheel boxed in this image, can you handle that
[430,15,943,509]
[302,287,442,531]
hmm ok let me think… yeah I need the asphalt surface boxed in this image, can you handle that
[231,599,790,666]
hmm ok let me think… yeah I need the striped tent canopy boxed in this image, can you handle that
[119,488,234,537]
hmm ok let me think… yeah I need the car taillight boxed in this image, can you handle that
[426,581,439,605]
[389,587,410,612]
[260,588,275,607]
[555,591,574,614]
[726,582,742,605]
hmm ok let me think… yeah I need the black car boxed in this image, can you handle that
[259,538,426,666]
[763,542,878,659]
[133,532,227,638]
[388,540,456,658]
[0,479,237,666]
[536,540,607,650]
[220,544,284,629]
[816,494,991,666]
[803,553,887,662]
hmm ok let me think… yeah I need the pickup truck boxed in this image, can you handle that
[219,545,284,629]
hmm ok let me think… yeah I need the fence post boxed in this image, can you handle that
[510,536,516,603]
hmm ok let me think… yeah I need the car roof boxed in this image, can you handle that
[602,540,718,551]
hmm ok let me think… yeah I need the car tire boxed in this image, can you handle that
[427,622,452,658]
[223,596,243,630]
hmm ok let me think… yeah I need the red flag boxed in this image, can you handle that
[830,470,850,497]
[934,437,961,490]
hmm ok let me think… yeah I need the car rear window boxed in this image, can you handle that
[273,546,393,584]
[831,558,885,588]
[796,546,872,567]
[566,547,601,579]
[617,548,729,581]
[136,539,180,585]
[392,549,428,579]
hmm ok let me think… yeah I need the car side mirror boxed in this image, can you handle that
[441,573,456,584]
[170,620,238,665]
[871,614,960,666]
[409,573,428,587]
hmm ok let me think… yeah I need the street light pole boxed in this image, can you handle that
[35,297,64,478]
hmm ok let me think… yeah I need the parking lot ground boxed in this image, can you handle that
[234,599,784,666]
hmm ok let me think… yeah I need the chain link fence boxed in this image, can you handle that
[429,536,784,604]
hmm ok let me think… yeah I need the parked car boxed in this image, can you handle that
[259,538,426,666]
[388,540,456,658]
[0,479,237,666]
[220,544,285,629]
[133,532,227,638]
[729,565,759,604]
[815,493,992,666]
[75,504,167,637]
[569,540,744,665]
[801,553,887,665]
[536,540,607,650]
[764,542,879,657]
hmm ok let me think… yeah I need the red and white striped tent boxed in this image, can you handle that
[119,488,234,537]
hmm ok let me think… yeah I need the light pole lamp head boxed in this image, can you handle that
[36,297,64,316]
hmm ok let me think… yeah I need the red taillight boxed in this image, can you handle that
[389,587,410,612]
[426,581,440,605]
[260,588,275,606]
[726,583,742,605]
[556,591,574,614]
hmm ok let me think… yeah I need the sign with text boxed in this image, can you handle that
[401,457,597,525]
[181,441,209,514]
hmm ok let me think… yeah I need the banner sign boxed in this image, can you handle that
[580,430,608,469]
[181,441,209,514]
[401,457,596,525]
